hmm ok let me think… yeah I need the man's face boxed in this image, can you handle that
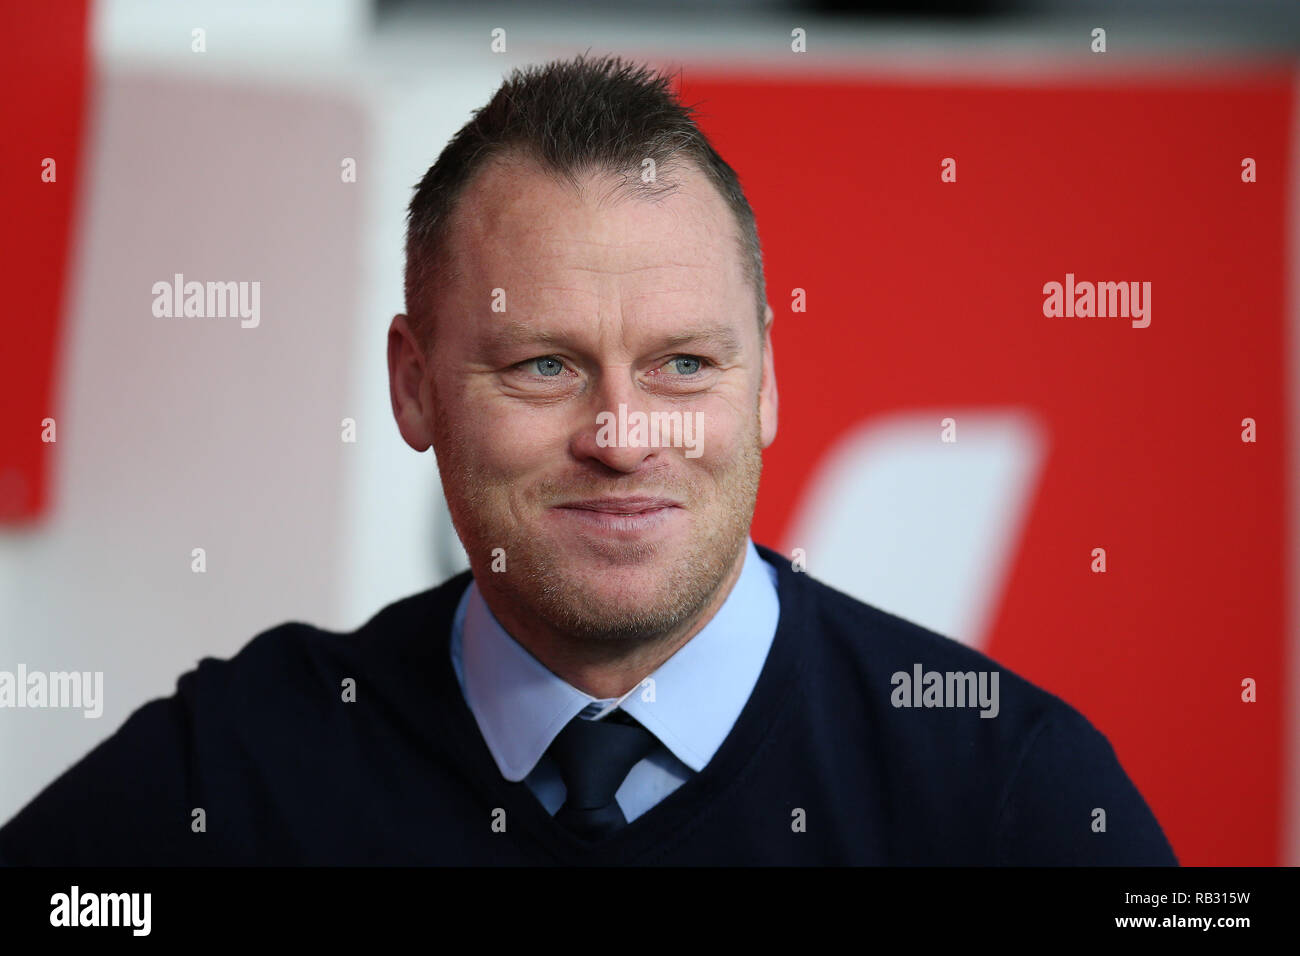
[392,155,777,645]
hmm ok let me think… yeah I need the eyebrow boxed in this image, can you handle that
[483,321,743,356]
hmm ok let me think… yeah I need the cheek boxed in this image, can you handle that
[463,404,568,479]
[691,402,756,465]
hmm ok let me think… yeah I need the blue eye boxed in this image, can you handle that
[534,357,564,377]
[671,357,702,375]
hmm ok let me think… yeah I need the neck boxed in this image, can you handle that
[478,547,749,700]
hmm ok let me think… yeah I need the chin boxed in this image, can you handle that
[548,559,669,599]
[531,566,693,641]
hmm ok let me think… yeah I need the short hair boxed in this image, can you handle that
[403,53,767,347]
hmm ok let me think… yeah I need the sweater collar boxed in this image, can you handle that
[450,538,781,782]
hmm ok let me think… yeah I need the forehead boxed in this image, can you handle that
[444,154,746,302]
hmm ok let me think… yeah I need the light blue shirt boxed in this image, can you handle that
[449,538,780,823]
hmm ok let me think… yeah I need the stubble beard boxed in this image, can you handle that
[433,396,764,648]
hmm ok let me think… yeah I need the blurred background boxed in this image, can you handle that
[1,0,1295,865]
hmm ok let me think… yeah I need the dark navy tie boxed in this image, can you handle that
[547,710,657,841]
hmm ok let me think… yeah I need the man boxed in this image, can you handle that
[0,55,1176,865]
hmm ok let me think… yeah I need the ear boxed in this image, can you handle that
[387,314,435,452]
[758,303,778,449]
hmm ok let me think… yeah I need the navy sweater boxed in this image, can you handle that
[0,545,1177,865]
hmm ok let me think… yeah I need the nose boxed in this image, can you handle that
[569,371,661,473]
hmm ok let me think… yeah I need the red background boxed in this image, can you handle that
[683,69,1291,865]
[0,1,88,523]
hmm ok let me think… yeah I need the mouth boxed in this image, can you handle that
[550,497,684,540]
[557,496,682,515]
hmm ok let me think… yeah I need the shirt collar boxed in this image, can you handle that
[451,538,780,781]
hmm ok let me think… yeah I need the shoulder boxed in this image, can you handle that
[759,542,1061,725]
[180,571,473,723]
[206,570,471,674]
[756,543,1176,863]
[758,543,1091,786]
[0,574,474,865]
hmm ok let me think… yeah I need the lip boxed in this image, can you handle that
[551,498,683,541]
[557,496,682,514]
